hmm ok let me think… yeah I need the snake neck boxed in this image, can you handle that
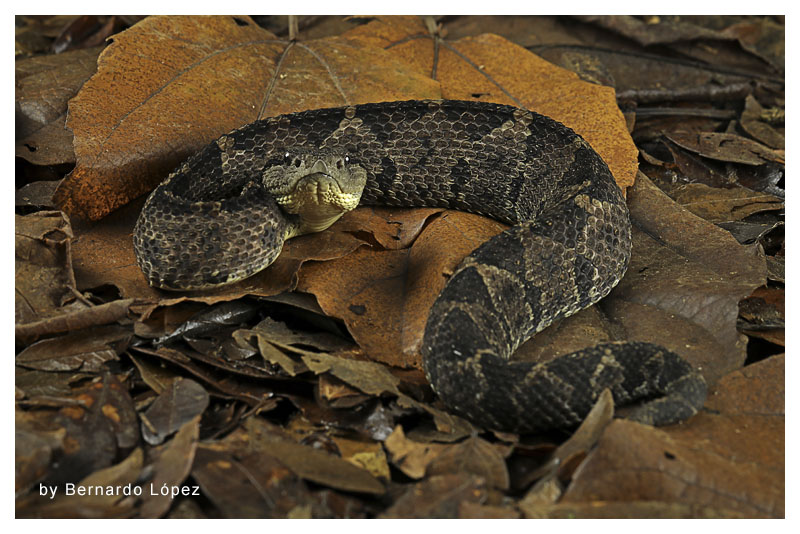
[284,210,346,239]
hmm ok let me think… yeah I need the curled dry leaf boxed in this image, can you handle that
[670,182,783,223]
[740,94,784,149]
[519,388,614,494]
[384,425,447,479]
[666,131,784,166]
[15,298,134,346]
[15,211,76,325]
[16,324,130,372]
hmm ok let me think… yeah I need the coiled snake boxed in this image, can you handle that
[134,100,707,433]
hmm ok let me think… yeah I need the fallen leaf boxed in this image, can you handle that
[331,435,391,481]
[561,355,784,518]
[518,389,614,493]
[384,425,447,479]
[16,181,60,211]
[54,15,439,220]
[217,416,385,495]
[379,473,486,518]
[16,324,130,372]
[15,211,76,325]
[15,46,101,165]
[426,435,510,490]
[740,94,784,149]
[139,416,200,518]
[192,446,312,518]
[670,182,783,222]
[667,131,784,165]
[606,172,766,385]
[133,346,281,408]
[15,298,133,346]
[297,210,506,368]
[140,378,209,445]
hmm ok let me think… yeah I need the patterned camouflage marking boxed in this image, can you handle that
[133,100,707,432]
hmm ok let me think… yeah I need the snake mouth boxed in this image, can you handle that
[277,173,361,213]
[296,173,341,204]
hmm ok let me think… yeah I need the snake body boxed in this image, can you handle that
[134,100,706,432]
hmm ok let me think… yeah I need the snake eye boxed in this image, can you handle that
[283,151,291,163]
[344,155,350,163]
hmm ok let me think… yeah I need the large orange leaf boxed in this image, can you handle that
[54,15,439,220]
[344,15,638,191]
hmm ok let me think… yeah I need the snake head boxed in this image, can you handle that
[262,147,367,236]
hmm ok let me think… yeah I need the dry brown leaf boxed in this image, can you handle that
[521,500,746,519]
[299,351,403,397]
[670,182,783,223]
[521,389,614,489]
[15,211,76,325]
[191,446,311,518]
[16,324,130,372]
[605,172,766,385]
[15,298,133,345]
[330,435,391,481]
[139,416,200,518]
[332,206,444,250]
[15,46,101,165]
[297,210,506,368]
[740,94,784,149]
[667,131,784,165]
[426,435,510,490]
[25,374,138,489]
[561,355,784,518]
[216,416,385,495]
[345,15,638,191]
[140,378,210,445]
[379,473,486,518]
[384,425,447,479]
[54,15,439,220]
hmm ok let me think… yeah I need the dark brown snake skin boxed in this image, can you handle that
[134,100,707,433]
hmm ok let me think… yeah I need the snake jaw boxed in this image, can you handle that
[264,148,367,237]
[276,172,365,236]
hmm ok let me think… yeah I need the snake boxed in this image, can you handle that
[133,100,707,433]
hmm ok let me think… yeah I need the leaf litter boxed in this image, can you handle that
[15,15,783,518]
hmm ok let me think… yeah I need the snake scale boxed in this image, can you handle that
[134,100,707,433]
